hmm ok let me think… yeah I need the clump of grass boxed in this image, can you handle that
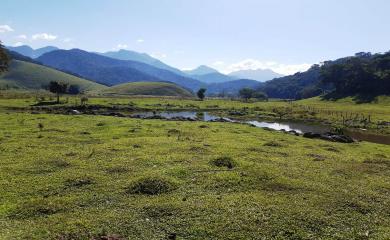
[211,156,236,169]
[143,204,178,218]
[96,122,105,126]
[65,176,94,188]
[9,198,66,219]
[262,182,299,192]
[263,141,283,147]
[105,166,128,174]
[37,122,44,131]
[49,159,70,168]
[126,176,177,195]
[199,125,209,128]
[307,154,326,161]
[167,129,181,135]
[363,158,390,167]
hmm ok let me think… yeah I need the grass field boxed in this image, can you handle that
[0,109,389,239]
[100,82,194,97]
[1,94,389,134]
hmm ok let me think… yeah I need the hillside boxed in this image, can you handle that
[37,49,203,91]
[0,60,107,91]
[100,81,193,97]
[259,64,323,99]
[100,49,184,75]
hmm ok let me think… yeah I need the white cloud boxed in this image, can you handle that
[13,42,24,47]
[16,34,27,39]
[151,52,167,59]
[32,33,57,41]
[0,25,14,33]
[223,59,312,75]
[136,39,144,43]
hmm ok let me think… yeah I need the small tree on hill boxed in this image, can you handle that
[0,41,10,73]
[68,85,80,95]
[239,88,255,101]
[197,88,206,101]
[49,81,68,103]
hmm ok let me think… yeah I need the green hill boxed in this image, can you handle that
[0,60,107,91]
[101,81,194,97]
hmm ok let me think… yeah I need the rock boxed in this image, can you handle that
[303,131,354,143]
[288,130,300,136]
[303,132,321,138]
[330,134,354,143]
[70,109,81,115]
[209,117,233,123]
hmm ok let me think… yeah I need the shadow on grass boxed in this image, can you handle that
[320,92,386,103]
[31,101,60,106]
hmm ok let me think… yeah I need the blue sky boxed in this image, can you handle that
[1,0,389,75]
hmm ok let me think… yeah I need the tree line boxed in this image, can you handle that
[320,51,390,99]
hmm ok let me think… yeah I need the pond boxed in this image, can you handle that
[131,111,390,145]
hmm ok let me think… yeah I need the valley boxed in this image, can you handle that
[0,4,389,238]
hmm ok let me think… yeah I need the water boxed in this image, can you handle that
[131,111,220,121]
[131,111,389,145]
[247,121,329,134]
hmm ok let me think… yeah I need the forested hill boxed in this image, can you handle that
[259,51,390,100]
[320,51,390,100]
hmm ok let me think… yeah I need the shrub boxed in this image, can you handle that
[126,176,177,195]
[211,156,236,169]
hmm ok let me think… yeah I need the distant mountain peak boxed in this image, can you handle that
[184,65,219,75]
[228,68,284,82]
[6,45,59,58]
[100,49,184,75]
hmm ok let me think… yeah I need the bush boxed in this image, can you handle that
[211,156,236,169]
[126,176,177,195]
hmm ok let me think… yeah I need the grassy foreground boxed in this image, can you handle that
[0,111,389,239]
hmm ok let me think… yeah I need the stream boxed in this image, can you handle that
[131,111,390,145]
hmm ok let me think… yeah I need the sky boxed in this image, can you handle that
[1,0,390,75]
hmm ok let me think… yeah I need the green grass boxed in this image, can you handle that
[100,81,194,97]
[0,94,389,133]
[0,111,389,239]
[298,96,390,122]
[0,60,107,92]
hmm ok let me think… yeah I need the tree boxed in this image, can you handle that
[197,88,206,100]
[253,91,268,101]
[48,81,68,103]
[238,88,255,101]
[68,85,80,95]
[0,41,10,73]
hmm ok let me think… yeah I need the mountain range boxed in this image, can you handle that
[6,45,59,58]
[100,49,184,75]
[36,49,204,91]
[8,44,347,99]
[229,69,283,82]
